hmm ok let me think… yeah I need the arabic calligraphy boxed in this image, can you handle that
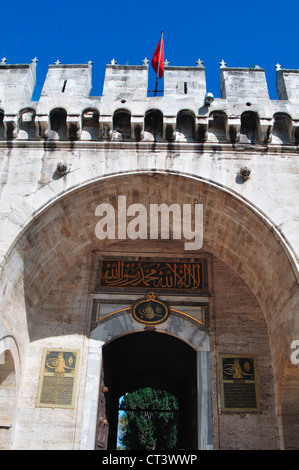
[98,260,205,290]
[46,352,75,375]
[222,357,254,380]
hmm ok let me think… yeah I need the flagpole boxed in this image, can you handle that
[154,31,164,96]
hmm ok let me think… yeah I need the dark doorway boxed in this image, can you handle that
[100,331,198,450]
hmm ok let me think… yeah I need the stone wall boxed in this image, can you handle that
[7,246,280,449]
[0,58,298,450]
[212,257,279,449]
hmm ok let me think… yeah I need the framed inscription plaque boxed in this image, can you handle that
[37,349,80,409]
[219,355,261,412]
[98,259,207,292]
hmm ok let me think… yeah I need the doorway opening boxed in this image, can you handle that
[98,331,198,450]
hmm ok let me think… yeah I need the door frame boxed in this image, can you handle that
[80,314,212,450]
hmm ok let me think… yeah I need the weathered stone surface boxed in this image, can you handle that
[0,59,298,450]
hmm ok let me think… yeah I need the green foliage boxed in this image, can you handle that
[119,388,179,450]
[117,412,128,450]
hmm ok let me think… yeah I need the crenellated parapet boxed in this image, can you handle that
[0,58,299,145]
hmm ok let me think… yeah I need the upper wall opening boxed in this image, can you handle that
[18,108,36,140]
[240,111,260,144]
[81,108,100,140]
[144,109,163,141]
[112,109,131,140]
[176,110,195,142]
[49,108,67,140]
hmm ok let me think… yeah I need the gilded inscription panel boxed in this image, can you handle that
[98,259,207,292]
[37,349,80,409]
[219,355,261,412]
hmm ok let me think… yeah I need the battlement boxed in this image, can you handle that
[102,64,148,101]
[163,65,206,98]
[0,58,299,145]
[41,63,92,98]
[276,68,299,101]
[0,59,36,105]
[220,67,269,101]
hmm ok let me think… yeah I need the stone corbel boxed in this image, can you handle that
[163,116,176,141]
[221,116,231,141]
[285,118,294,144]
[196,116,208,142]
[99,116,112,139]
[66,115,81,139]
[3,115,18,139]
[35,115,50,139]
[227,117,241,143]
[291,120,299,145]
[259,118,273,143]
[131,116,143,141]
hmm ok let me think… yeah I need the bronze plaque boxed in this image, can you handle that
[219,355,261,412]
[98,259,206,291]
[132,292,169,325]
[37,349,80,408]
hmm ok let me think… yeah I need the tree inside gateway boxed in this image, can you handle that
[118,388,179,450]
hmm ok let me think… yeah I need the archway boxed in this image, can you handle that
[0,171,298,449]
[0,336,20,450]
[101,331,198,450]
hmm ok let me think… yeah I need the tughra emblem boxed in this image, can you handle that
[46,351,75,375]
[131,292,169,325]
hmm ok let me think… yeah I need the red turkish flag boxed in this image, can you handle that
[151,38,164,78]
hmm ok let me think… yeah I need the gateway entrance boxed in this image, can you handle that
[81,254,212,450]
[99,331,198,450]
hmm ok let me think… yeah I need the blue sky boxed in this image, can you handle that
[1,0,298,100]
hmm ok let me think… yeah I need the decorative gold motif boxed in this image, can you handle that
[131,292,169,325]
[223,358,254,380]
[46,351,75,375]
